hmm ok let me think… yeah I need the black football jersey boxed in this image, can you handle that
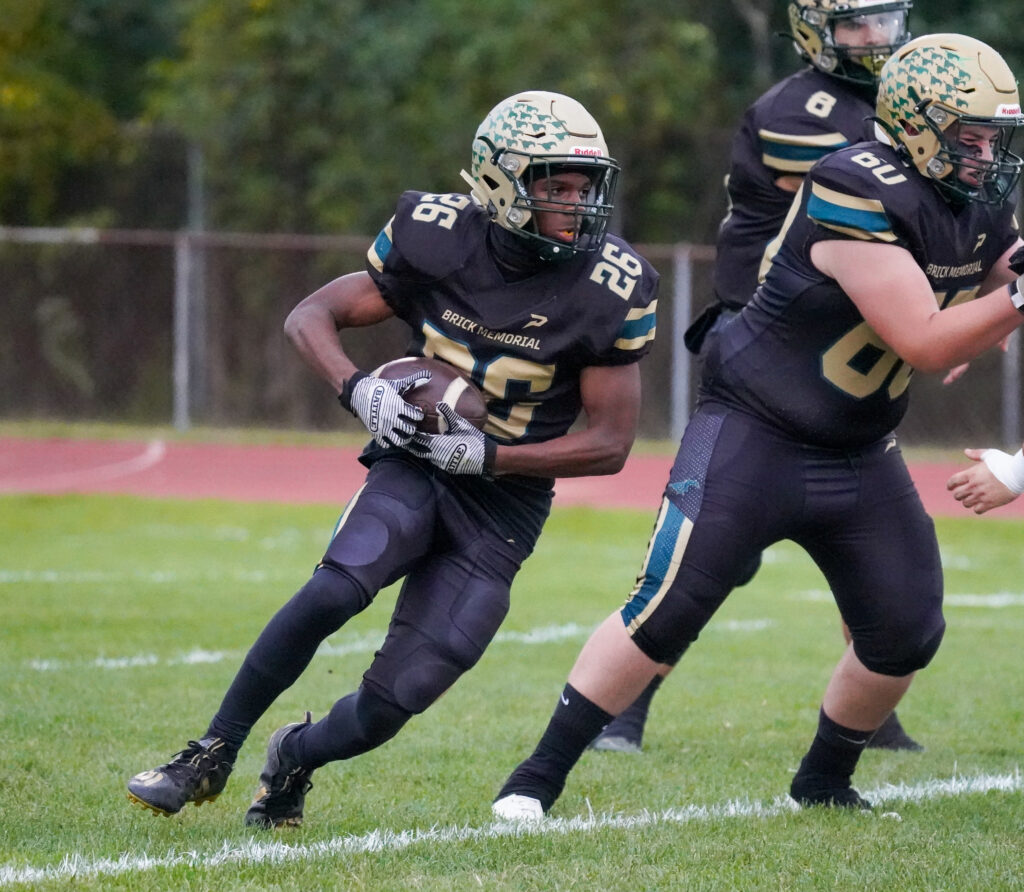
[367,190,659,446]
[713,68,876,309]
[704,140,1019,449]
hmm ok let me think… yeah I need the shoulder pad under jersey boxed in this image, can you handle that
[754,69,874,176]
[367,190,488,280]
[803,142,914,245]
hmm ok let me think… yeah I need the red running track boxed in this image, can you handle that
[1,436,1022,517]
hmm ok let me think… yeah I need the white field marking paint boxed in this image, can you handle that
[28,649,234,672]
[797,589,1024,607]
[0,439,166,492]
[0,771,1019,887]
[25,619,776,673]
[0,568,293,585]
[945,593,1024,608]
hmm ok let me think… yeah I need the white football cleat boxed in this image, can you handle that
[492,793,545,821]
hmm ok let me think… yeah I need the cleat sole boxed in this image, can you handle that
[127,792,176,817]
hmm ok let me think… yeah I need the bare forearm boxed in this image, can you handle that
[913,289,1021,373]
[284,302,359,393]
[283,272,393,394]
[492,428,633,478]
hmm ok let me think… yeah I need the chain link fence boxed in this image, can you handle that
[1,226,1020,447]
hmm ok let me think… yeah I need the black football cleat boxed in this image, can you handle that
[790,772,872,810]
[245,712,315,829]
[127,737,233,816]
[866,712,924,752]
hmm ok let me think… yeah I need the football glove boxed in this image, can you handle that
[339,370,430,449]
[409,402,497,476]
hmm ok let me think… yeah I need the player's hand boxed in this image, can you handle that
[408,402,496,476]
[340,371,430,448]
[946,448,1018,514]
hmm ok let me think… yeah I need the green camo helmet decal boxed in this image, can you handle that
[460,91,619,262]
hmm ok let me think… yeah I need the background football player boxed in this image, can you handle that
[591,0,921,755]
[494,33,1024,818]
[126,91,659,828]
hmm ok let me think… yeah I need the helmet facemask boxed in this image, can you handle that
[503,153,618,261]
[462,91,620,262]
[917,105,1024,205]
[790,0,911,85]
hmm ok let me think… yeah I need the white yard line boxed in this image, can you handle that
[0,771,1018,887]
[25,620,776,673]
[798,589,1024,607]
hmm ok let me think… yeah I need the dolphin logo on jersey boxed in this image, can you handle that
[669,479,701,496]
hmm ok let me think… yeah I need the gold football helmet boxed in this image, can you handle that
[789,0,912,84]
[461,91,619,261]
[876,33,1024,204]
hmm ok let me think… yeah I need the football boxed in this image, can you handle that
[372,356,489,434]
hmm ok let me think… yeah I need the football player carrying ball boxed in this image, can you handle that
[126,91,658,829]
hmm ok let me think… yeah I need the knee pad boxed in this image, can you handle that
[310,687,412,763]
[733,551,762,588]
[321,467,436,593]
[366,639,471,715]
[855,615,946,676]
[287,564,372,631]
[352,686,411,749]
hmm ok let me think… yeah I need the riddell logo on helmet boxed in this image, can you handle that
[571,146,604,157]
[996,103,1022,116]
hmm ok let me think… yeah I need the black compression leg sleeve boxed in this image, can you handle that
[205,565,372,753]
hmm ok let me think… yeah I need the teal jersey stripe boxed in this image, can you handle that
[372,228,392,262]
[617,310,657,342]
[760,139,848,163]
[807,192,891,233]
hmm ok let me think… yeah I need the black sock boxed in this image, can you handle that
[496,684,612,811]
[795,707,872,785]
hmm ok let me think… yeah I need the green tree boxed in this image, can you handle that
[149,0,718,243]
[0,0,179,224]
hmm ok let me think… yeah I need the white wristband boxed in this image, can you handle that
[1011,276,1024,312]
[981,448,1024,495]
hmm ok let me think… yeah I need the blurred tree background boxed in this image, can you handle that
[2,0,1022,436]
[3,0,1022,242]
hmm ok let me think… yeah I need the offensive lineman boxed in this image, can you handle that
[126,91,658,828]
[494,34,1024,817]
[592,0,922,754]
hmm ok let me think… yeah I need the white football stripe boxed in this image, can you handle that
[440,377,469,407]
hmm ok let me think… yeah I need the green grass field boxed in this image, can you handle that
[2,492,1023,890]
